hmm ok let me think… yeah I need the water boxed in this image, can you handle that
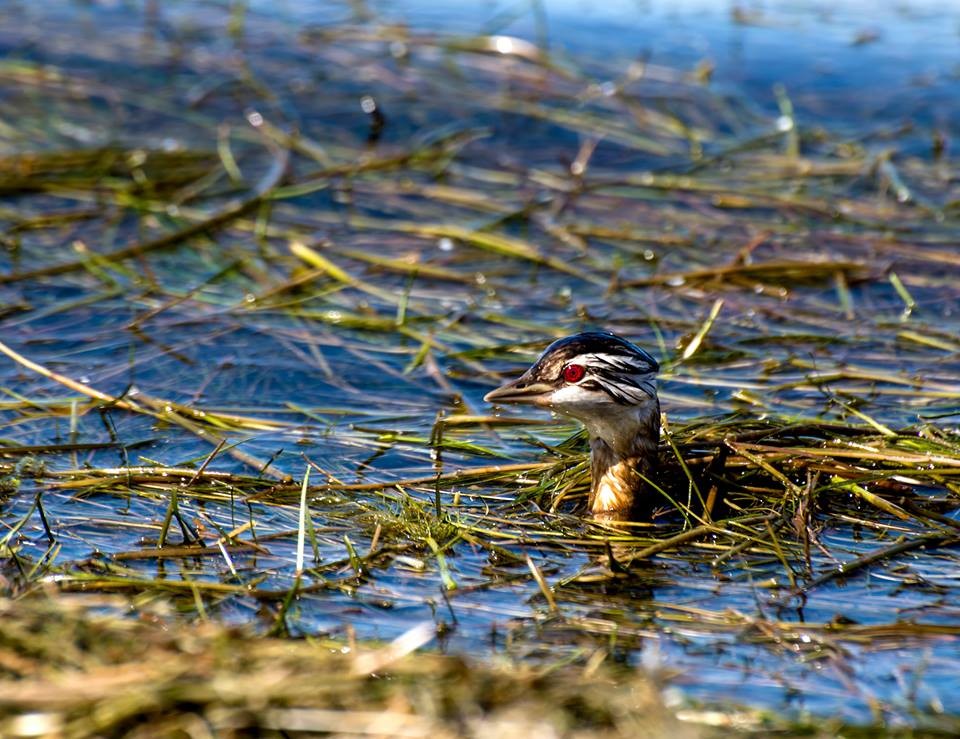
[1,0,959,727]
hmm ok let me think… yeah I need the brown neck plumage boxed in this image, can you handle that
[587,401,660,518]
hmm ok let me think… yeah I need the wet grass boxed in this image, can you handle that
[0,1,959,734]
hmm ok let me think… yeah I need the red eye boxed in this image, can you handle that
[563,364,586,383]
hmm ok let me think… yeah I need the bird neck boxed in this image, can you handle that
[585,401,660,517]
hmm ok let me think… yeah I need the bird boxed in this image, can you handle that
[484,331,660,519]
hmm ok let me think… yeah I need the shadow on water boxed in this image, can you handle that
[0,0,959,729]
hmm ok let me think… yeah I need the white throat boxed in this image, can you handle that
[570,396,660,457]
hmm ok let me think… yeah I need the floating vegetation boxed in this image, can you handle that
[0,1,958,733]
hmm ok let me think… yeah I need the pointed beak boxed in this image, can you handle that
[484,373,554,405]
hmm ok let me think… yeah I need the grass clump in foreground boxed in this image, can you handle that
[2,594,957,738]
[0,594,696,739]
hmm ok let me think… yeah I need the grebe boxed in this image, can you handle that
[485,331,660,518]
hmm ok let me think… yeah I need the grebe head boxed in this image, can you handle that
[484,331,659,450]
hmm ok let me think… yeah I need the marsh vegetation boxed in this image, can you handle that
[0,1,959,735]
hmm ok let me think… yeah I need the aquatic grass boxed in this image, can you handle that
[0,0,958,731]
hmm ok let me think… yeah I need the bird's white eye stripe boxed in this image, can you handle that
[576,353,655,373]
[589,374,656,404]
